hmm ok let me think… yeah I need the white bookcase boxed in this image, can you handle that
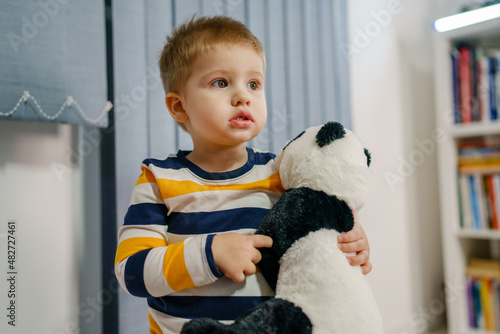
[434,17,500,334]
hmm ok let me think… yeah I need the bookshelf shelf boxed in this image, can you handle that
[458,229,500,241]
[434,15,500,334]
[449,122,500,138]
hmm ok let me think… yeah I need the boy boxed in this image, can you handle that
[115,16,371,334]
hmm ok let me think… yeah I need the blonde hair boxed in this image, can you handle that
[159,15,266,95]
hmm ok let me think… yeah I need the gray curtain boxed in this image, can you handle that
[113,0,351,333]
[0,0,109,127]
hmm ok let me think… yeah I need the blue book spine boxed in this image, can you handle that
[472,281,481,328]
[474,279,483,329]
[470,175,480,229]
[467,277,475,328]
[490,57,498,120]
[472,48,480,121]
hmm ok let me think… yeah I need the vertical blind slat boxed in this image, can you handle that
[225,0,246,22]
[146,0,176,158]
[266,0,288,152]
[319,0,336,123]
[174,0,200,150]
[303,0,323,128]
[285,0,307,138]
[332,0,351,128]
[202,0,224,16]
[246,0,268,150]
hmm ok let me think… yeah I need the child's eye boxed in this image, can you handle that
[247,81,259,90]
[211,79,228,88]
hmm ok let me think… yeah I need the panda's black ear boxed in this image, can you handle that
[316,122,345,147]
[364,148,372,167]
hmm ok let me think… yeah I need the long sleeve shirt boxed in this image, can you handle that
[114,147,284,333]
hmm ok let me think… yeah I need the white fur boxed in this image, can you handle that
[274,124,382,333]
[276,125,372,211]
[276,229,383,334]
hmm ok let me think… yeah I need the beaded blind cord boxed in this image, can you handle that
[1,91,113,126]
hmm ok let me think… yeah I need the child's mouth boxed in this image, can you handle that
[230,111,253,127]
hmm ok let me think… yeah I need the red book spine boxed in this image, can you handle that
[477,58,484,121]
[460,46,473,123]
[488,176,499,229]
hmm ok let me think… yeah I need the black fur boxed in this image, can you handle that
[282,130,305,151]
[364,148,372,167]
[316,121,345,147]
[179,188,353,333]
[181,298,312,334]
[256,187,354,290]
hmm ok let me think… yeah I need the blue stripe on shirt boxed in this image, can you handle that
[143,156,186,171]
[166,208,269,234]
[124,203,169,226]
[125,248,152,297]
[174,148,256,180]
[252,150,276,165]
[205,234,223,278]
[148,296,273,320]
[143,148,275,172]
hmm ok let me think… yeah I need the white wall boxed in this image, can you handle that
[348,0,447,332]
[0,119,102,334]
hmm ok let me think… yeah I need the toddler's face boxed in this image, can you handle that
[179,45,267,149]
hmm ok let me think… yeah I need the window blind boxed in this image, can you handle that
[0,0,110,127]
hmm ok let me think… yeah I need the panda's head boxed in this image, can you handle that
[276,122,372,211]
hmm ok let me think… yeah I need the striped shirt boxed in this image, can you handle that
[115,147,284,333]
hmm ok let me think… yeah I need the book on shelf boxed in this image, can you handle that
[451,44,500,124]
[458,138,500,230]
[466,258,500,331]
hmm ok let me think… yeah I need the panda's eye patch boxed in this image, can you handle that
[364,148,372,167]
[282,131,306,151]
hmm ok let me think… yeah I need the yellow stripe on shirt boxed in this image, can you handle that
[115,237,167,265]
[157,173,284,199]
[148,312,163,334]
[136,167,157,186]
[163,241,196,291]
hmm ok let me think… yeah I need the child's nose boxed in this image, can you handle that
[231,87,251,107]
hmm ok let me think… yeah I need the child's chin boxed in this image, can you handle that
[228,131,258,142]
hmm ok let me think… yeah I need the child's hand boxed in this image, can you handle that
[212,233,273,283]
[337,221,372,275]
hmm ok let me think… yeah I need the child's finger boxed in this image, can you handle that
[347,249,369,266]
[231,271,246,283]
[361,260,373,275]
[251,234,273,248]
[337,227,362,243]
[251,248,263,264]
[243,263,258,277]
[224,267,246,283]
[337,239,368,254]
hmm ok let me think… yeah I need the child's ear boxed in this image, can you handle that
[165,92,189,124]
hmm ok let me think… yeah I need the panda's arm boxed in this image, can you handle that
[256,188,354,289]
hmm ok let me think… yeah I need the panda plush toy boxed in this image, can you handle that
[181,122,383,334]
